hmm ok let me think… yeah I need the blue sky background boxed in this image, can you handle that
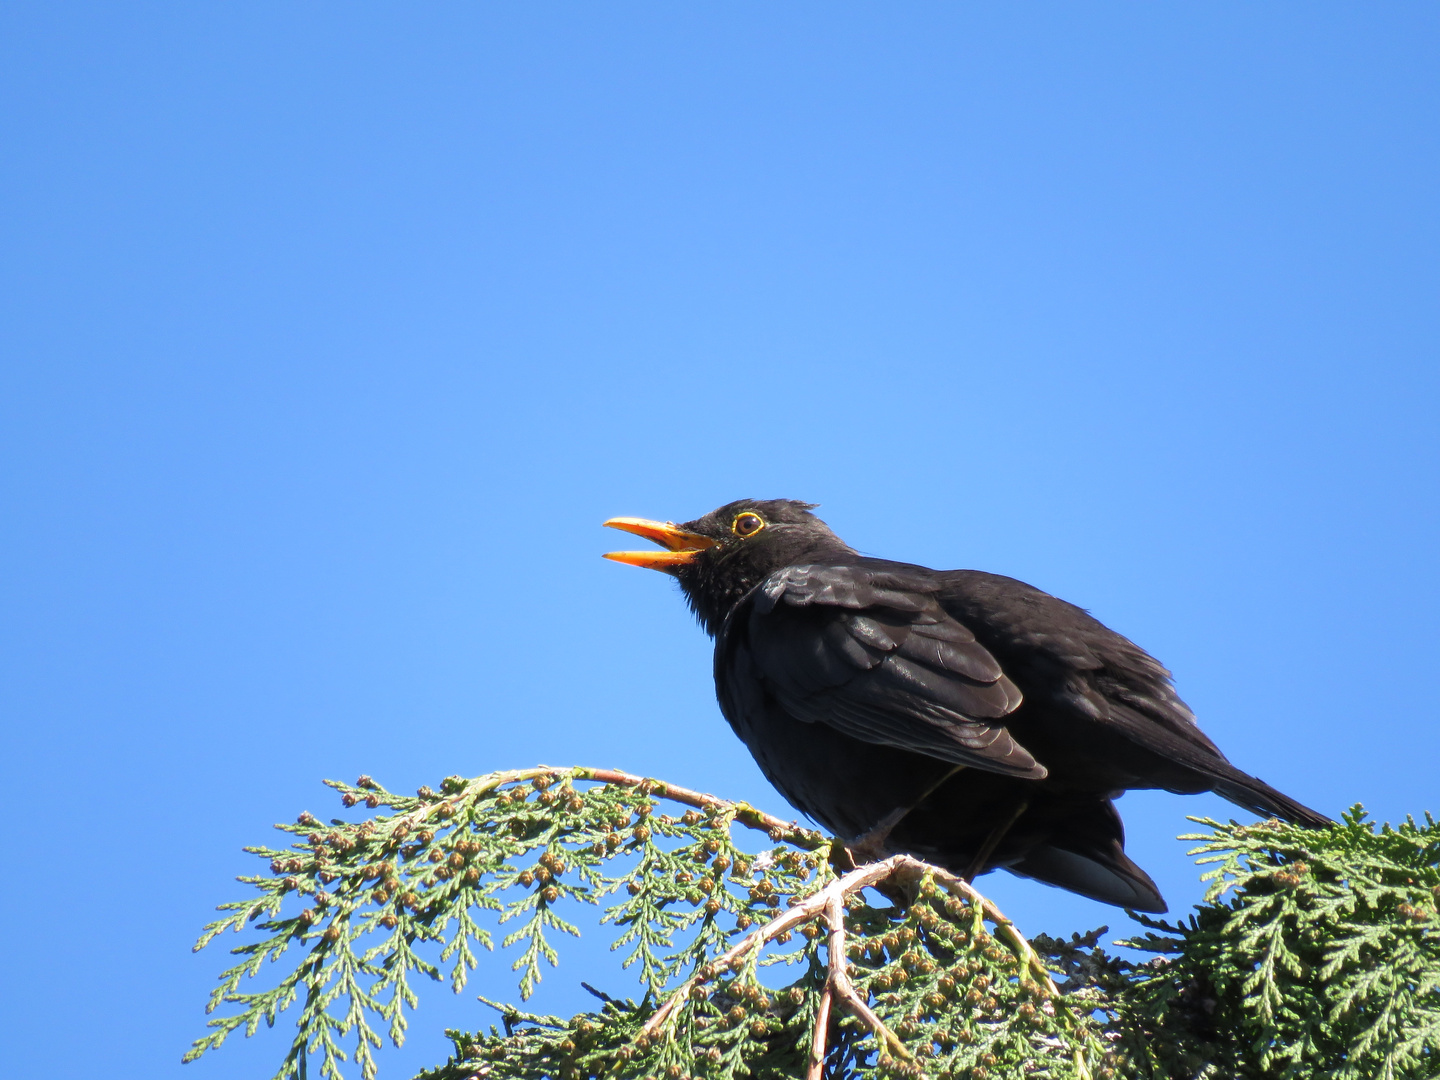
[2,5,1437,1078]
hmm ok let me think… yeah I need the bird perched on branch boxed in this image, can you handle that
[604,499,1328,912]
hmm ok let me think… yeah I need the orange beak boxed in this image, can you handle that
[602,516,717,572]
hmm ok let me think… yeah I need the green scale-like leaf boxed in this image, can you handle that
[189,771,1440,1080]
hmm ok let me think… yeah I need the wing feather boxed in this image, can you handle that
[721,563,1042,779]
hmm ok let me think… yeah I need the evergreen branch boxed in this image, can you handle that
[189,766,837,1079]
[191,768,1440,1080]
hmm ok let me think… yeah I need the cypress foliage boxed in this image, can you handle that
[186,769,1439,1080]
[1050,809,1440,1079]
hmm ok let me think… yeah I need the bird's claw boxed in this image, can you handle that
[843,807,913,866]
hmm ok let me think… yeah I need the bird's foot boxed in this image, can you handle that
[843,766,969,868]
[843,807,912,867]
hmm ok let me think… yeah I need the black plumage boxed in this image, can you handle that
[604,499,1328,912]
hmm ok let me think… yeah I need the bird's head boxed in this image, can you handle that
[604,498,855,635]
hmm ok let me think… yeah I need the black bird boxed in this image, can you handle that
[604,499,1328,912]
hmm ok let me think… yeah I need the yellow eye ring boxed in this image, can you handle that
[732,512,765,538]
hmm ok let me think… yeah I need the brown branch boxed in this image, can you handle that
[324,764,822,849]
[325,766,561,836]
[569,766,821,843]
[899,862,1059,994]
[822,892,913,1064]
[638,851,1077,1070]
[640,858,904,1039]
[806,979,833,1080]
[890,861,1097,1076]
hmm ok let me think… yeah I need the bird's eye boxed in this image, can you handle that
[733,512,765,537]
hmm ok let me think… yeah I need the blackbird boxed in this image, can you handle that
[604,499,1328,912]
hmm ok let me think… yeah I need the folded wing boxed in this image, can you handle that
[718,563,1042,778]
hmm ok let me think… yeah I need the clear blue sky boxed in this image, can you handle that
[2,5,1437,1079]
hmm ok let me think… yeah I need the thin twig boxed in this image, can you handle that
[893,861,1096,1075]
[890,859,1059,993]
[806,980,833,1080]
[324,766,560,836]
[824,892,914,1064]
[324,765,816,845]
[573,767,820,842]
[640,852,1073,1068]
[640,858,904,1038]
[808,895,848,1080]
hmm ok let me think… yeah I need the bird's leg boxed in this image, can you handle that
[844,805,913,865]
[844,765,966,865]
[962,797,1030,882]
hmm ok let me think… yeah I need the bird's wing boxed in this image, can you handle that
[935,570,1226,757]
[718,563,1044,778]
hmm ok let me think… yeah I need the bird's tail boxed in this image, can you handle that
[1006,834,1168,913]
[1208,763,1331,829]
[896,777,1172,912]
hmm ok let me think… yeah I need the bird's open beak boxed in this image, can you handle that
[602,517,717,572]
